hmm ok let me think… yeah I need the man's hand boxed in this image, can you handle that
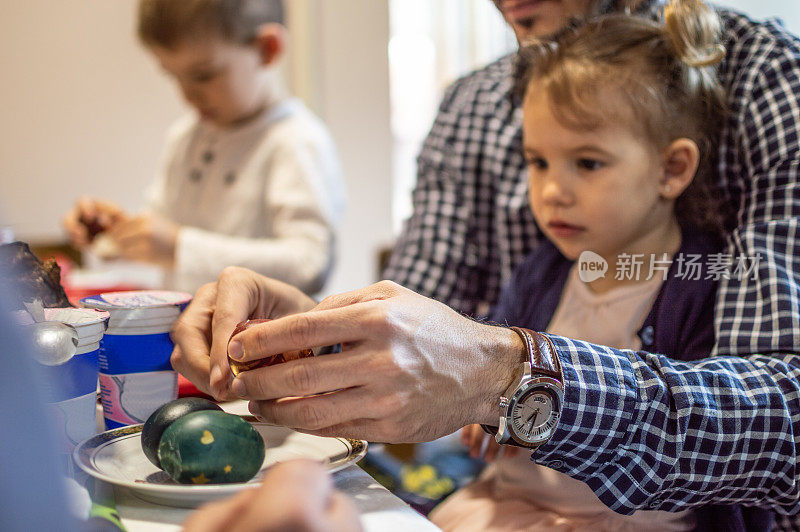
[228,280,524,443]
[108,213,179,268]
[181,460,361,532]
[170,267,316,401]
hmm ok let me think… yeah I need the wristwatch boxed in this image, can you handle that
[482,327,564,449]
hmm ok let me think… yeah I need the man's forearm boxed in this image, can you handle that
[534,334,800,515]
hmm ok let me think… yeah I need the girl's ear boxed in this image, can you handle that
[660,138,700,199]
[254,23,286,66]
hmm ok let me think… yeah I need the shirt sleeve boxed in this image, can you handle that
[173,135,341,295]
[382,80,490,316]
[533,336,800,515]
[713,40,800,357]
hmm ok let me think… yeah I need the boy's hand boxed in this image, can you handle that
[108,213,179,268]
[62,197,127,248]
[461,424,519,462]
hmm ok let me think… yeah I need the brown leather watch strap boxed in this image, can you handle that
[510,327,562,381]
[481,328,563,437]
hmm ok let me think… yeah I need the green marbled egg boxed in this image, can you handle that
[157,410,266,484]
[141,397,222,469]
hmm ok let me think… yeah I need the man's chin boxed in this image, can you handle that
[511,14,580,44]
[508,0,627,44]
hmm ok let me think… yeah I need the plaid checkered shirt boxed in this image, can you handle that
[384,2,800,524]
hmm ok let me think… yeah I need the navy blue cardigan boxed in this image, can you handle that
[489,230,773,532]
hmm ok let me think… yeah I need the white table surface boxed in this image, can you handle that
[95,401,439,532]
[112,464,439,532]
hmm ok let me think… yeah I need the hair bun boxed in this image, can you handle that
[664,0,726,69]
[682,43,726,68]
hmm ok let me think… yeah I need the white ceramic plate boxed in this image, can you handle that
[74,417,367,508]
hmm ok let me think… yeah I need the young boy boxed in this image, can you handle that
[63,0,345,295]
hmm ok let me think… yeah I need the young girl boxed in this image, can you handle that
[430,0,769,530]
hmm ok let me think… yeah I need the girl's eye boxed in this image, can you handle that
[527,157,548,171]
[577,159,603,171]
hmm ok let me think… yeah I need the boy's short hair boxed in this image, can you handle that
[138,0,285,48]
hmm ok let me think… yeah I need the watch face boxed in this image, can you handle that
[510,388,560,444]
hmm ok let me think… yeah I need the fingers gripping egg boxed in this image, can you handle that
[227,319,313,377]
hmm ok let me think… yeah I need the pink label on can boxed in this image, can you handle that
[99,371,178,425]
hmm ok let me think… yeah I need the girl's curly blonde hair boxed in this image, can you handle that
[517,0,729,235]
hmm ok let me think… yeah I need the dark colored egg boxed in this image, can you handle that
[157,410,266,484]
[78,214,106,241]
[141,397,222,468]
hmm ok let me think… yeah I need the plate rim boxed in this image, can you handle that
[74,416,368,497]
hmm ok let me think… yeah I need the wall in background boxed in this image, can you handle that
[0,0,184,238]
[716,1,800,32]
[0,0,392,296]
[388,0,514,231]
[304,0,394,293]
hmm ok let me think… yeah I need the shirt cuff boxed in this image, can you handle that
[531,334,647,514]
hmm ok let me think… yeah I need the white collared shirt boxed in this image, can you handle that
[146,99,345,294]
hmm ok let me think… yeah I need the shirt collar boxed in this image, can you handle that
[199,98,301,140]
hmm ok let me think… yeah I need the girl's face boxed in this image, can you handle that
[149,37,266,128]
[522,88,677,263]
